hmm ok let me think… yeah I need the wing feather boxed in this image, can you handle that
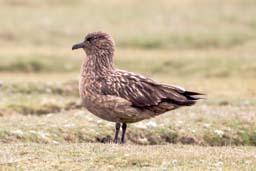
[101,71,202,107]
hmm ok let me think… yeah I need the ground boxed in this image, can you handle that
[1,144,255,171]
[0,0,256,170]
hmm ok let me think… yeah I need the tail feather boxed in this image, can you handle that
[172,99,197,106]
[183,91,205,100]
[173,90,205,106]
[158,84,205,107]
[183,91,205,96]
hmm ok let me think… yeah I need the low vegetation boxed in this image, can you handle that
[1,144,255,171]
[0,75,255,146]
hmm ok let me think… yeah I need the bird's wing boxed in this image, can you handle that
[101,70,202,107]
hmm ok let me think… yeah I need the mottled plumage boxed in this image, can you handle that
[72,31,203,143]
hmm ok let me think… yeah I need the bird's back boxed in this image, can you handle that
[96,69,202,115]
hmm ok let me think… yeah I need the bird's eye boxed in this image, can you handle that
[86,37,95,42]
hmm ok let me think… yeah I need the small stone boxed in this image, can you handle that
[146,121,157,128]
[214,129,224,137]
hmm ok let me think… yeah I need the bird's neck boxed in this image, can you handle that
[81,51,114,76]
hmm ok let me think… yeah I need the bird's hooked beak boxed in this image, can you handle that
[72,41,85,50]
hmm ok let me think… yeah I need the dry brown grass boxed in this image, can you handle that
[0,143,255,171]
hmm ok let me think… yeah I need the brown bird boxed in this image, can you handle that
[72,31,203,144]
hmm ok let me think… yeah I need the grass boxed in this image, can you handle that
[0,0,256,170]
[0,76,255,146]
[0,103,255,145]
[2,75,256,146]
[0,144,255,171]
[0,48,256,78]
[1,0,256,49]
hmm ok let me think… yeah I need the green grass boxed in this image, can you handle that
[0,76,255,146]
[0,103,255,145]
[0,48,256,79]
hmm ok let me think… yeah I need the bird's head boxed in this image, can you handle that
[72,31,115,56]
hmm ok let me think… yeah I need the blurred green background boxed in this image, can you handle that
[1,0,256,77]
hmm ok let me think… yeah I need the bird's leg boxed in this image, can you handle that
[121,123,127,144]
[114,123,120,143]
